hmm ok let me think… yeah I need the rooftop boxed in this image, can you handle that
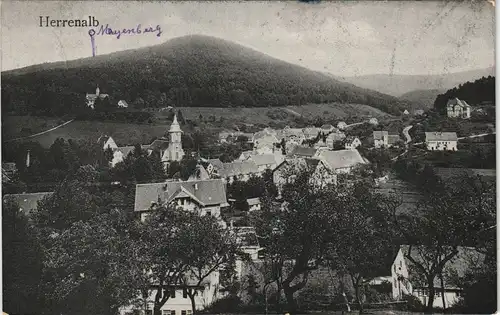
[318,149,367,170]
[425,132,458,142]
[3,192,54,215]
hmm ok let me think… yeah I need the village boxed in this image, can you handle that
[2,88,496,315]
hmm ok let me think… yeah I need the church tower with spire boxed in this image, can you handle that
[162,114,184,163]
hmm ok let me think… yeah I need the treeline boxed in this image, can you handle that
[2,36,408,116]
[434,76,495,113]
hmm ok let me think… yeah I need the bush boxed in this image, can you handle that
[401,293,425,312]
[203,295,243,313]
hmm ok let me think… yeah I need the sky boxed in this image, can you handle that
[1,1,495,76]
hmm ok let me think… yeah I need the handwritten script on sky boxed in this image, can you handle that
[89,23,162,39]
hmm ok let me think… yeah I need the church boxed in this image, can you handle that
[161,114,185,167]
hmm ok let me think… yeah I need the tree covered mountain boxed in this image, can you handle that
[2,35,409,116]
[433,76,495,113]
[400,89,446,109]
[334,67,495,97]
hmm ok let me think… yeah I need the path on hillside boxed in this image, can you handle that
[283,108,301,117]
[5,119,75,143]
[403,125,413,144]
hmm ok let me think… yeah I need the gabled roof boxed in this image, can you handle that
[318,149,367,170]
[249,154,278,166]
[321,124,334,130]
[274,157,321,175]
[97,135,113,147]
[303,127,320,137]
[239,150,256,160]
[246,197,261,206]
[207,159,223,169]
[118,100,129,106]
[447,98,471,108]
[401,245,486,289]
[373,131,389,140]
[149,139,170,151]
[219,161,260,178]
[188,164,211,181]
[290,146,318,158]
[134,179,228,212]
[3,192,54,215]
[425,132,458,142]
[117,146,136,158]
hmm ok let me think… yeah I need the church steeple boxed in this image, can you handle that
[162,114,185,164]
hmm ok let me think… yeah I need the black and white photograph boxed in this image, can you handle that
[1,1,496,315]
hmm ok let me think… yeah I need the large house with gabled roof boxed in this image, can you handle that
[134,178,229,222]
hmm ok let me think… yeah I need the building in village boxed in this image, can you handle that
[134,178,229,223]
[373,131,401,148]
[337,121,348,130]
[247,154,281,172]
[371,245,485,308]
[246,197,261,212]
[302,126,321,139]
[217,161,260,183]
[162,114,185,165]
[288,146,321,159]
[317,149,368,174]
[86,85,109,109]
[369,118,379,125]
[117,100,129,108]
[203,159,224,176]
[414,109,425,116]
[403,109,410,115]
[3,192,54,216]
[273,158,337,195]
[326,131,346,148]
[425,132,458,151]
[276,127,306,143]
[320,124,336,133]
[343,136,362,150]
[447,98,471,119]
[98,135,119,151]
[2,162,18,183]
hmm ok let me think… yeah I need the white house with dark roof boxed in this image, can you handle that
[288,146,320,159]
[425,132,458,151]
[3,192,54,216]
[317,149,368,174]
[373,131,401,148]
[447,98,471,119]
[370,247,412,301]
[98,135,119,151]
[134,179,229,222]
[117,100,129,108]
[246,197,261,212]
[326,131,346,148]
[343,136,362,150]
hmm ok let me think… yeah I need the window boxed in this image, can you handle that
[162,311,175,315]
[435,291,441,297]
[187,311,192,315]
[206,211,211,216]
[181,311,187,315]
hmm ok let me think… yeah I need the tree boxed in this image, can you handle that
[177,109,185,124]
[2,199,44,315]
[178,214,240,314]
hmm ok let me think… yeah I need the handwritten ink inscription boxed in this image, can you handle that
[92,24,162,39]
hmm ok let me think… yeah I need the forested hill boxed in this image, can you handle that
[433,76,495,113]
[2,35,408,116]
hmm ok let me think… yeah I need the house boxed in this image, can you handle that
[370,247,412,301]
[326,131,346,148]
[302,127,321,139]
[3,192,54,216]
[117,100,129,108]
[337,121,348,130]
[414,109,425,116]
[373,131,401,148]
[253,134,278,150]
[218,161,260,183]
[247,154,279,172]
[188,164,211,181]
[147,139,170,158]
[343,136,362,150]
[447,98,471,119]
[239,150,256,161]
[233,226,263,261]
[369,118,379,125]
[401,245,486,308]
[98,135,119,151]
[246,198,261,212]
[86,85,109,109]
[425,132,458,151]
[313,139,329,149]
[273,158,337,194]
[320,124,335,133]
[204,159,224,176]
[110,146,137,167]
[317,149,368,174]
[277,127,305,143]
[288,146,320,159]
[134,179,229,222]
[403,109,410,115]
